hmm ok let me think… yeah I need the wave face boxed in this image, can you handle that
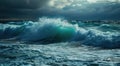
[0,18,120,48]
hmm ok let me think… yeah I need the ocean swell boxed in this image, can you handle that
[0,18,120,48]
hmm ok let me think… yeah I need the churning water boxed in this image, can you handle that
[0,18,120,66]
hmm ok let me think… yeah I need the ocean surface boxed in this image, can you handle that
[0,18,120,66]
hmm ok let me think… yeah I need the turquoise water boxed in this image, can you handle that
[0,18,120,48]
[0,18,120,66]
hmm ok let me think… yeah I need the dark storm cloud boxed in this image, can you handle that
[0,0,49,18]
[0,0,120,20]
[36,1,120,20]
[58,2,120,20]
[0,0,48,9]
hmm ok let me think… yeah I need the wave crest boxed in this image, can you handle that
[0,17,120,48]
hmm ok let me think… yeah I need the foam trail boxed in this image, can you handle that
[0,17,120,48]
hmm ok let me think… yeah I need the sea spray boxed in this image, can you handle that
[0,17,120,48]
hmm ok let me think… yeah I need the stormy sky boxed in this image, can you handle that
[0,0,120,20]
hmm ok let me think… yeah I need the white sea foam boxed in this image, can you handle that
[0,17,119,48]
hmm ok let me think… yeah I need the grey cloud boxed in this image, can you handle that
[0,0,49,9]
[0,0,120,20]
[0,0,49,18]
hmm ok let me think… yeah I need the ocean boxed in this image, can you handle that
[0,17,120,66]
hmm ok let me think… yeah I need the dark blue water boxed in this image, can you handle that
[0,18,120,66]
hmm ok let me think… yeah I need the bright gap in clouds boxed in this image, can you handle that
[48,0,86,9]
[87,0,120,3]
[48,0,120,9]
[49,0,72,9]
[87,0,98,3]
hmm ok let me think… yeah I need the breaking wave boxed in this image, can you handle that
[0,17,120,48]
